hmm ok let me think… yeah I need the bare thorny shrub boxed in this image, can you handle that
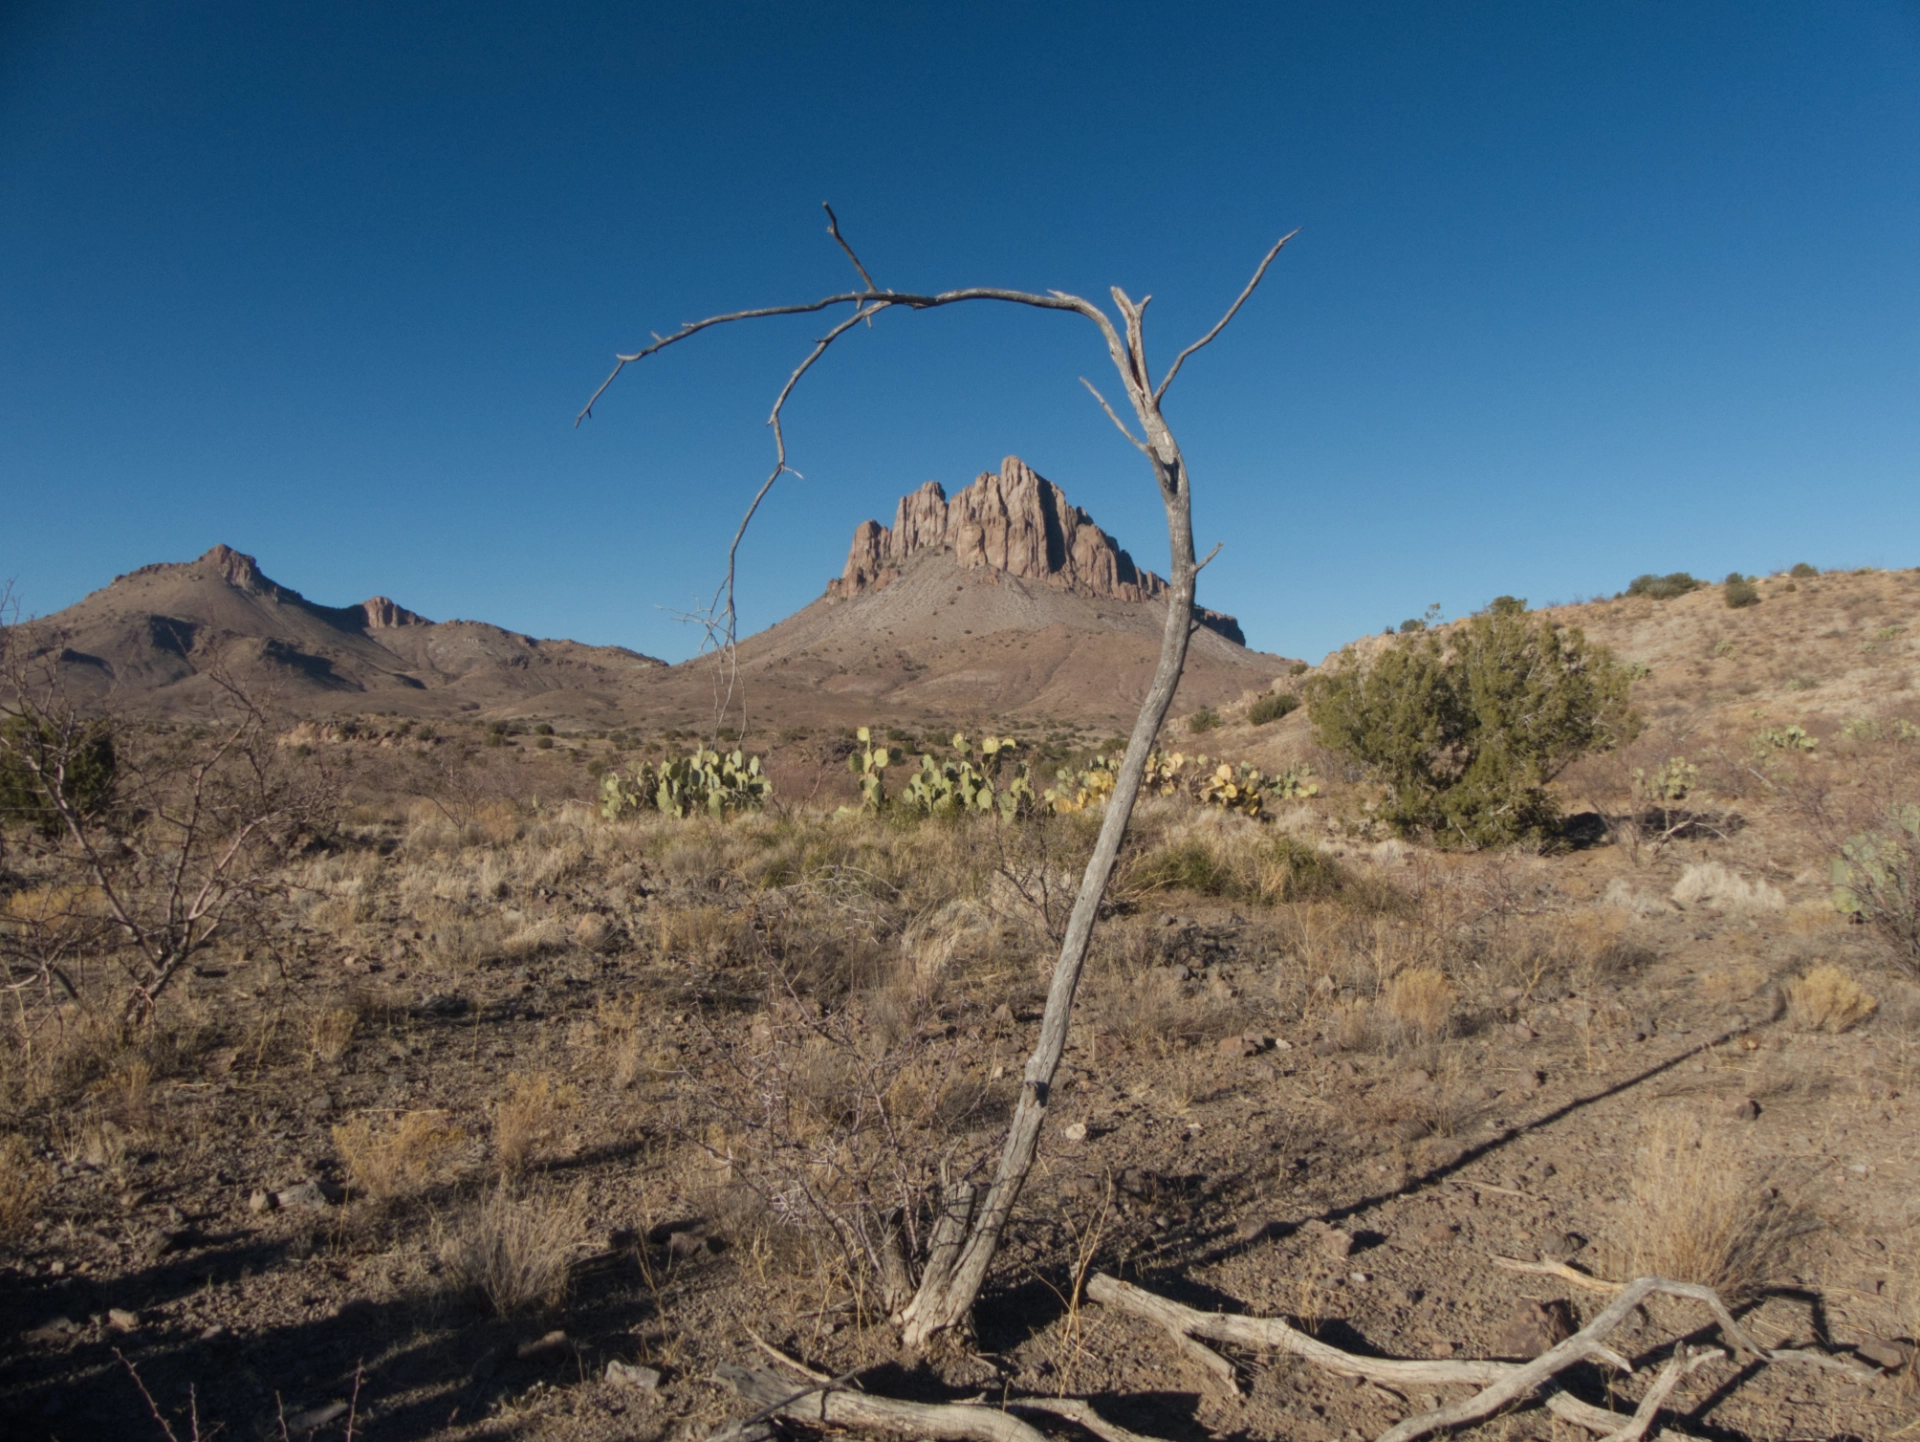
[675,937,1009,1321]
[1,630,336,1089]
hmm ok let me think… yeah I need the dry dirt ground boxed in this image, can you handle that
[3,570,1918,1442]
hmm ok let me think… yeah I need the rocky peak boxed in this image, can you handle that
[360,596,430,628]
[200,544,279,597]
[828,457,1170,603]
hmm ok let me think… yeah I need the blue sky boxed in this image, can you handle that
[4,2,1917,664]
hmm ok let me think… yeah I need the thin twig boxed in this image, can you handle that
[822,203,881,294]
[1153,228,1299,404]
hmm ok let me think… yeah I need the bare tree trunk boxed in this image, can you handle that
[580,212,1295,1349]
[898,381,1201,1344]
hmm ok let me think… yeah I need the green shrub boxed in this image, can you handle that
[1249,691,1301,726]
[1304,608,1637,847]
[0,712,118,838]
[1724,573,1760,609]
[1484,596,1527,617]
[1625,572,1702,601]
[1186,706,1221,735]
[1287,660,1309,677]
[1789,561,1818,579]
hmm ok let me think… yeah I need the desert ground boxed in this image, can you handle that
[2,566,1918,1442]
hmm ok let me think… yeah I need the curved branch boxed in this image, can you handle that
[1153,228,1299,404]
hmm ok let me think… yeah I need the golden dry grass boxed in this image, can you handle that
[1616,1111,1797,1303]
[492,1071,578,1176]
[307,1006,360,1066]
[1384,967,1455,1037]
[439,1183,585,1316]
[332,1110,467,1201]
[1783,964,1878,1033]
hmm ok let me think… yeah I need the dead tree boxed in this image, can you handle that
[580,207,1295,1346]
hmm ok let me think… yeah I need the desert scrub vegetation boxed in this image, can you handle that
[1782,963,1878,1032]
[0,672,336,1027]
[1305,600,1638,846]
[332,1109,468,1201]
[1623,571,1704,600]
[1612,1112,1799,1304]
[1248,689,1300,725]
[439,1183,586,1316]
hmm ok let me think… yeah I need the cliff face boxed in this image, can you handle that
[826,457,1246,645]
[828,457,1168,603]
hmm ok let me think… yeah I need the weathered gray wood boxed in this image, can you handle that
[713,1363,1051,1442]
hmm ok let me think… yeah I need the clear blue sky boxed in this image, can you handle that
[5,2,1917,663]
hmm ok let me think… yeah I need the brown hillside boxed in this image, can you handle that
[1200,567,1920,795]
[15,544,665,717]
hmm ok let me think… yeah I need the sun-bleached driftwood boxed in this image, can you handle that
[1084,1270,1870,1442]
[1005,1397,1170,1442]
[714,1363,1051,1442]
[1491,1254,1630,1293]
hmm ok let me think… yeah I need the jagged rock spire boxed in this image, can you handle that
[828,457,1169,603]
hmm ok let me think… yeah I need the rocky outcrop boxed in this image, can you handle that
[827,457,1247,645]
[829,457,1169,602]
[360,596,429,628]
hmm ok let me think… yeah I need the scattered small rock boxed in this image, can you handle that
[107,1308,141,1333]
[274,1181,344,1211]
[25,1316,79,1344]
[1493,1299,1576,1359]
[517,1329,572,1362]
[1857,1338,1914,1371]
[665,1230,712,1259]
[1218,1035,1259,1058]
[1302,1219,1355,1260]
[284,1401,350,1432]
[606,1360,663,1391]
[1540,1230,1587,1261]
[1062,1122,1088,1142]
[1730,1097,1761,1121]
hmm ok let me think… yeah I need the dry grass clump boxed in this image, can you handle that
[439,1184,585,1315]
[332,1110,467,1201]
[1671,862,1786,913]
[0,1133,46,1242]
[1118,812,1341,907]
[1615,1111,1797,1303]
[492,1071,578,1176]
[1385,967,1456,1038]
[1783,964,1878,1033]
[307,1006,360,1066]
